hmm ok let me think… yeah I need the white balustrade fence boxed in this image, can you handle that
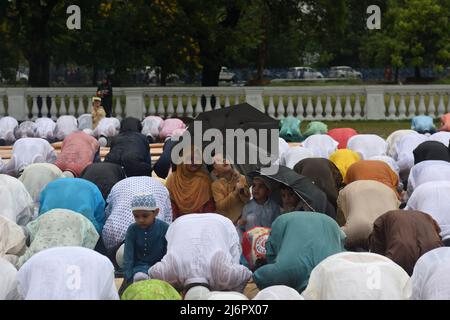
[0,86,449,121]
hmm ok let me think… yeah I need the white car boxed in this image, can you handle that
[219,67,237,82]
[0,70,28,83]
[287,67,324,79]
[328,66,362,79]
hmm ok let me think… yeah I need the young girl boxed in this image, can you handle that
[91,96,106,129]
[123,193,169,284]
[209,153,250,224]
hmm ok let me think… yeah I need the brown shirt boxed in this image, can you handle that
[212,174,250,224]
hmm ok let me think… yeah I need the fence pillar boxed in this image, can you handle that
[365,86,386,120]
[124,89,144,119]
[244,88,265,113]
[6,88,27,120]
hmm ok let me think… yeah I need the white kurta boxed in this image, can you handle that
[0,257,20,300]
[149,213,252,292]
[2,138,57,176]
[302,252,412,300]
[94,117,120,138]
[0,174,34,226]
[280,146,314,169]
[17,246,119,300]
[347,134,387,160]
[0,116,19,144]
[411,247,450,300]
[407,160,450,197]
[34,117,56,141]
[55,115,78,141]
[302,135,339,159]
[405,181,450,240]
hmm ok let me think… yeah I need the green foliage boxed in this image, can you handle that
[362,0,450,73]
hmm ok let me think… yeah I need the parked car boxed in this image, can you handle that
[144,66,179,84]
[219,66,237,82]
[0,70,28,83]
[328,66,362,79]
[287,67,324,79]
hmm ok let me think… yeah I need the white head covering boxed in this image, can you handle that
[347,134,387,160]
[302,135,339,159]
[19,163,65,205]
[34,117,56,141]
[94,117,120,138]
[280,146,314,169]
[386,130,417,159]
[149,213,252,292]
[55,115,78,141]
[411,247,450,300]
[2,138,57,176]
[184,286,212,300]
[15,121,36,139]
[142,116,164,140]
[115,243,125,269]
[302,252,412,300]
[184,285,249,300]
[77,114,93,130]
[0,257,20,300]
[429,131,450,146]
[407,160,450,197]
[0,174,34,226]
[254,286,304,300]
[395,133,428,172]
[405,181,450,241]
[63,171,75,178]
[207,291,249,300]
[274,137,290,165]
[0,116,19,144]
[0,216,26,265]
[17,246,119,300]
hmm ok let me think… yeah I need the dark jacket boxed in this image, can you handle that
[104,131,152,177]
[80,162,126,200]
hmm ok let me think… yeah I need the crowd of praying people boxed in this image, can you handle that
[1,100,450,300]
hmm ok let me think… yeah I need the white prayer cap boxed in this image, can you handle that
[254,285,304,300]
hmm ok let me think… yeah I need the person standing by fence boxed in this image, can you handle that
[97,76,113,117]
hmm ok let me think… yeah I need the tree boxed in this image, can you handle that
[3,0,67,86]
[363,0,450,78]
[176,0,263,86]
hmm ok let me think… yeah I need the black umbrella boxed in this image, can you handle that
[184,103,279,175]
[248,165,336,219]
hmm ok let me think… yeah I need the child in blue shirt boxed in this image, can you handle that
[123,193,169,284]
